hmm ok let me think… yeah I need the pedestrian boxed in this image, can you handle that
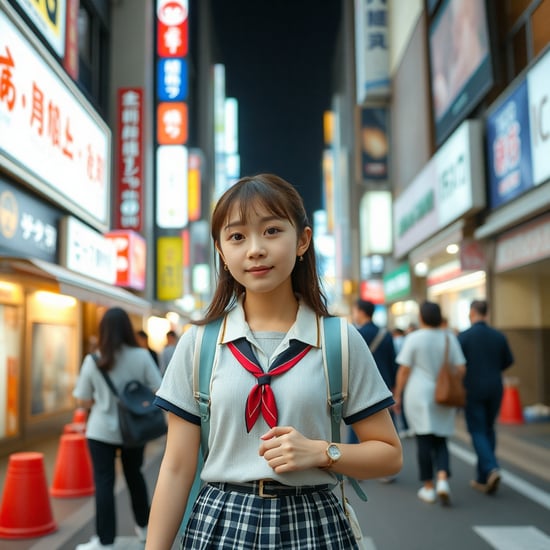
[393,300,466,505]
[458,299,514,494]
[349,299,397,439]
[136,329,160,367]
[391,327,413,438]
[73,307,163,549]
[159,330,178,374]
[146,173,402,549]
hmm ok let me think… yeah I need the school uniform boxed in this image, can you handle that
[156,297,394,549]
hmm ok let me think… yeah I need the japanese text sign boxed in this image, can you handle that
[116,88,144,231]
[0,8,111,230]
[157,0,188,57]
[157,58,188,101]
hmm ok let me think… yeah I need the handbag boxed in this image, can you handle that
[94,355,167,447]
[340,481,368,549]
[434,334,465,407]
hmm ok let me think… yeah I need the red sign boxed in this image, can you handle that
[360,280,385,304]
[63,0,79,80]
[105,230,146,290]
[157,102,188,144]
[116,88,144,231]
[157,0,188,57]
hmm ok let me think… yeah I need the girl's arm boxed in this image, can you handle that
[259,408,402,481]
[145,413,200,550]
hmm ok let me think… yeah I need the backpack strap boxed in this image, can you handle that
[368,327,387,354]
[193,317,224,456]
[321,316,368,502]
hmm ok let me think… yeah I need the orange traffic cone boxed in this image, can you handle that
[63,422,86,434]
[72,407,88,424]
[499,378,524,425]
[0,452,57,539]
[50,433,95,498]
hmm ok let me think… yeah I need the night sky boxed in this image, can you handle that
[210,0,342,217]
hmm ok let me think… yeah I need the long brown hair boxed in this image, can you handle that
[96,307,139,370]
[199,174,329,324]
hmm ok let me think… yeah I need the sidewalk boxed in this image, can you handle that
[0,436,168,550]
[1,418,549,549]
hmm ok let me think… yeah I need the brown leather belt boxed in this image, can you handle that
[208,479,331,498]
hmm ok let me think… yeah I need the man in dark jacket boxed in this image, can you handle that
[351,299,397,438]
[458,300,514,494]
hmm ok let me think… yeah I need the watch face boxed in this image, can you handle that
[328,444,341,460]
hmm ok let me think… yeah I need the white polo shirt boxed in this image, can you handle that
[155,298,393,486]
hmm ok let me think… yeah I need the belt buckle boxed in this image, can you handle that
[258,479,277,498]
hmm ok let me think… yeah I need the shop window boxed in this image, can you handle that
[76,0,110,117]
[502,0,550,84]
[532,0,550,57]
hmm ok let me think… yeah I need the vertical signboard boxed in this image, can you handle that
[154,0,190,301]
[354,0,390,103]
[116,89,144,231]
[359,107,389,181]
[156,236,183,300]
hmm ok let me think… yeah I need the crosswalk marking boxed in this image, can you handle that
[474,526,550,550]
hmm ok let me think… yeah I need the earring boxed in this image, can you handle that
[298,255,304,262]
[223,264,229,271]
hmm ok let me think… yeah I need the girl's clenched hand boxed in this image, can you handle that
[259,426,326,473]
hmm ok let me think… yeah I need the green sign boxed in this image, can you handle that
[383,263,411,302]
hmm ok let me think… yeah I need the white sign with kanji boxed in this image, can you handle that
[0,7,111,231]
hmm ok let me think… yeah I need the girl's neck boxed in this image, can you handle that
[243,291,299,332]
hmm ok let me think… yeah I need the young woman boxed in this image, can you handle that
[393,301,466,506]
[147,174,402,549]
[73,307,163,550]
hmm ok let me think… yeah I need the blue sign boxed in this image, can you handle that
[486,80,534,208]
[0,177,59,261]
[157,58,188,101]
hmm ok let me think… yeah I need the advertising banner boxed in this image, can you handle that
[486,80,533,208]
[0,7,111,230]
[527,47,550,187]
[359,107,389,181]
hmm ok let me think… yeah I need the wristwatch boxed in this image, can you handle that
[323,443,342,469]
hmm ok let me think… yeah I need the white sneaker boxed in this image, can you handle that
[436,479,451,505]
[75,535,114,550]
[135,524,148,542]
[417,486,436,503]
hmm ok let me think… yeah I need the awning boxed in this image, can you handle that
[409,220,464,265]
[475,183,550,240]
[1,258,151,315]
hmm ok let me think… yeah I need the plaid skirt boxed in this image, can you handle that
[181,483,360,549]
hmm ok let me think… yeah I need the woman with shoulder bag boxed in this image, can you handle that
[393,301,466,506]
[73,307,163,549]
